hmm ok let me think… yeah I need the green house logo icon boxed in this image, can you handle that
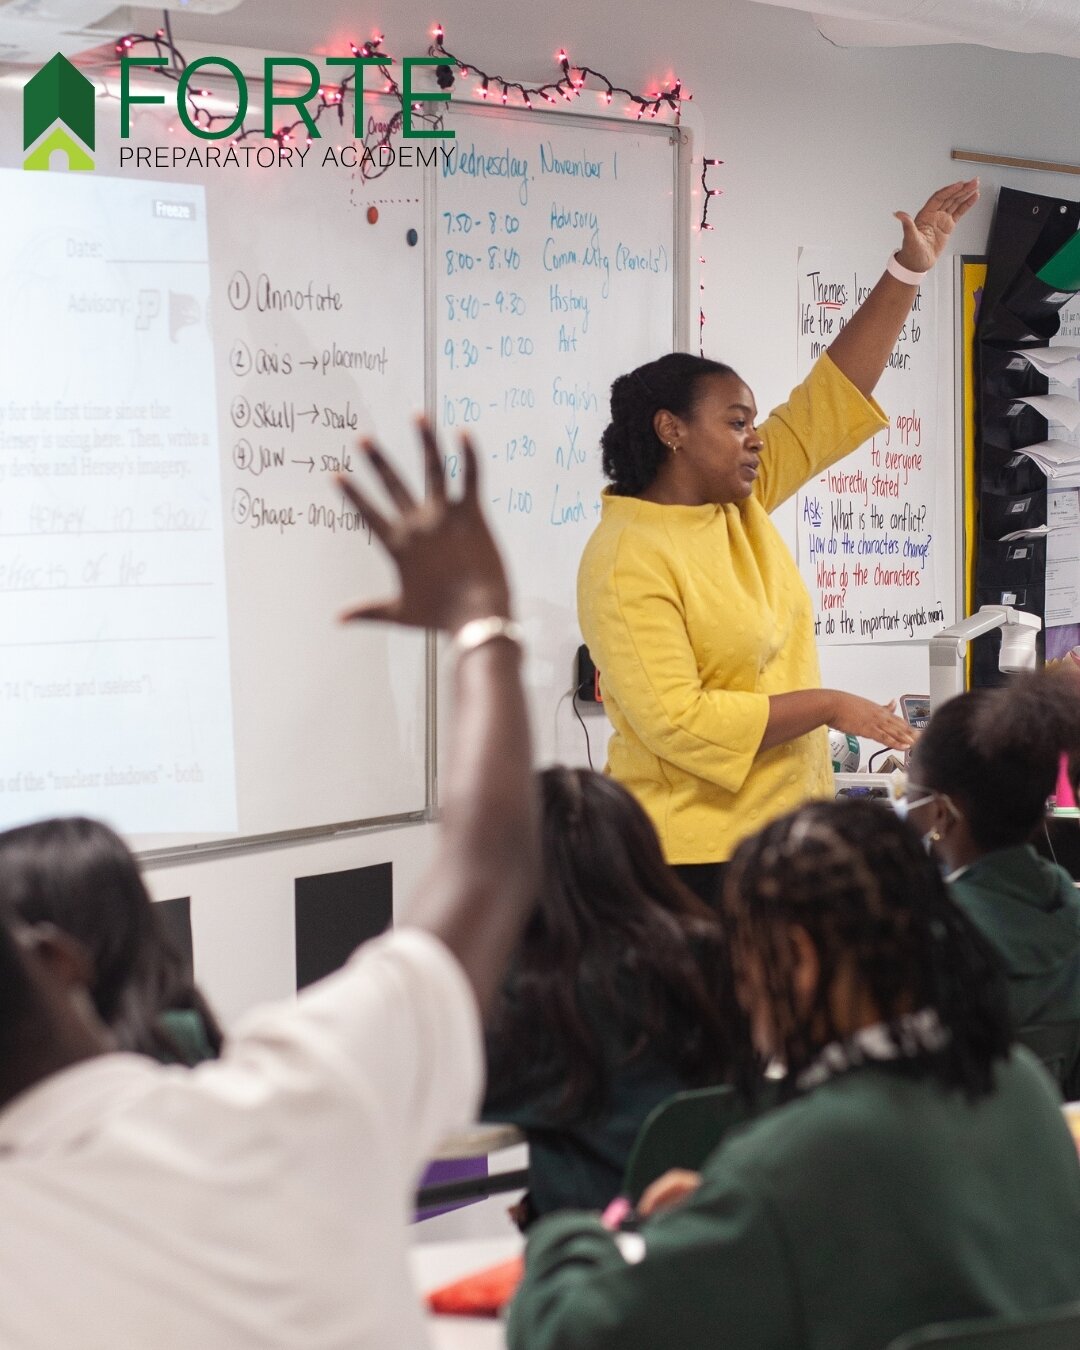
[23,53,95,171]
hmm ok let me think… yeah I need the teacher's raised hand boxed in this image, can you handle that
[827,178,979,399]
[893,178,980,274]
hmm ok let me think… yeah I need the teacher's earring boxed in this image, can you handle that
[667,441,680,454]
[929,830,942,842]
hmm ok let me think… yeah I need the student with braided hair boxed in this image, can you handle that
[902,673,1080,1089]
[578,181,979,904]
[509,798,1080,1350]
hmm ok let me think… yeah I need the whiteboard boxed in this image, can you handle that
[0,80,429,851]
[0,62,689,850]
[433,102,686,769]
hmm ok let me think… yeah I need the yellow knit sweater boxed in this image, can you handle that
[577,353,887,863]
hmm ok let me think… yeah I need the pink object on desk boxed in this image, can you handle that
[1055,754,1077,811]
[601,1196,633,1230]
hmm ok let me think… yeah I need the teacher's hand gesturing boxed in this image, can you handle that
[831,694,917,753]
[893,178,979,274]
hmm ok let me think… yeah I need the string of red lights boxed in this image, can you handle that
[110,19,721,336]
[427,23,687,119]
[699,157,723,355]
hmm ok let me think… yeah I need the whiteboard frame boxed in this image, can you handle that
[6,46,694,860]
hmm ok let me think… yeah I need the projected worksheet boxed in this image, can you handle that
[0,172,236,833]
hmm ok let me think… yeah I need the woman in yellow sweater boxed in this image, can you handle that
[578,180,978,902]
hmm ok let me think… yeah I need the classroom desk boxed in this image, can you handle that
[433,1124,525,1161]
[410,1236,523,1350]
[418,1125,529,1211]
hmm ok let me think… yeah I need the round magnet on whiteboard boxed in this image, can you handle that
[406,228,418,246]
[366,206,379,224]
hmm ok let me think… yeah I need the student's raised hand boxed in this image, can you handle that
[336,420,510,633]
[637,1169,702,1218]
[831,694,918,753]
[893,178,979,274]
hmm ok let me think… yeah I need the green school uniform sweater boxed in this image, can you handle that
[949,846,1080,1030]
[509,1050,1080,1350]
[482,968,723,1217]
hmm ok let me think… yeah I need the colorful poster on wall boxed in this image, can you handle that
[794,249,949,645]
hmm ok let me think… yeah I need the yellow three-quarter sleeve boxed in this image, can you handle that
[754,352,888,513]
[589,536,770,796]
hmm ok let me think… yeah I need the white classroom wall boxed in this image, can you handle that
[138,0,1080,1021]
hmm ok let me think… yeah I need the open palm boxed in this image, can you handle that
[894,178,979,272]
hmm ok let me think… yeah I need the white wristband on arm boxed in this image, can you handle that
[449,616,524,661]
[886,253,928,287]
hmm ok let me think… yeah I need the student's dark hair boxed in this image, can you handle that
[602,353,737,495]
[485,767,734,1119]
[722,799,1011,1100]
[0,817,223,1064]
[910,672,1080,850]
[0,907,43,1064]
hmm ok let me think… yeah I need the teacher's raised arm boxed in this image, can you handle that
[827,179,979,398]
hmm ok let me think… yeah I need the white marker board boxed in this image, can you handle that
[0,63,690,849]
[0,82,428,851]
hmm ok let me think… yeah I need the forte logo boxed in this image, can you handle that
[118,55,453,141]
[23,53,95,171]
[22,52,453,172]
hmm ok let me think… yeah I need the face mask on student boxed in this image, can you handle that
[891,787,935,827]
[891,783,951,860]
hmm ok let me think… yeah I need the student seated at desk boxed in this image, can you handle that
[901,673,1080,1090]
[482,767,732,1221]
[0,817,222,1065]
[0,426,539,1350]
[509,800,1080,1350]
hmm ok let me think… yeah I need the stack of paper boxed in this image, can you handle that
[1012,346,1080,384]
[999,524,1050,542]
[1014,394,1080,432]
[1012,438,1080,479]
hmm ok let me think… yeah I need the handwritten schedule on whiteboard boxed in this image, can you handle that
[795,249,948,645]
[436,108,678,764]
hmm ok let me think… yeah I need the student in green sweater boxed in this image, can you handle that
[483,767,732,1222]
[0,817,222,1065]
[903,673,1080,1089]
[509,799,1080,1350]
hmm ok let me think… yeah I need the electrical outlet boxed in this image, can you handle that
[575,644,602,703]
